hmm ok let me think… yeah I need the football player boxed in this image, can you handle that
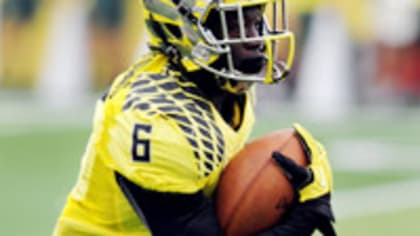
[54,0,335,235]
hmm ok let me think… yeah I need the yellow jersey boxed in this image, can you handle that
[54,53,255,235]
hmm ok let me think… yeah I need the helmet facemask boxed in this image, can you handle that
[194,0,295,86]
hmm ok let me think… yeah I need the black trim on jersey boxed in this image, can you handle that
[116,172,152,230]
[115,172,224,236]
[220,93,246,130]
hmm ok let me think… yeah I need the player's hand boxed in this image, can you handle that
[269,123,336,236]
[258,193,336,236]
[272,123,333,202]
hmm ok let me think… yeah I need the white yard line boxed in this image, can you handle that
[333,179,420,219]
[0,102,94,136]
[329,139,420,171]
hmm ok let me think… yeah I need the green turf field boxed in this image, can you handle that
[1,106,420,236]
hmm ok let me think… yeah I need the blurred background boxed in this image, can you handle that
[0,0,419,235]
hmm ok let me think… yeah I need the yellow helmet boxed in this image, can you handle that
[140,0,295,85]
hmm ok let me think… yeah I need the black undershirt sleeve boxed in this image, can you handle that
[115,172,224,236]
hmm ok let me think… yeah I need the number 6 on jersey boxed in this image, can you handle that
[132,123,152,162]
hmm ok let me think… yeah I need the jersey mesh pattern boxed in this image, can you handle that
[123,71,225,177]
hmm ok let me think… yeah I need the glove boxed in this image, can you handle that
[270,123,335,236]
[273,123,333,202]
[258,194,336,236]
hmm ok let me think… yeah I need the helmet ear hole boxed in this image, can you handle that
[164,23,183,39]
[203,10,222,39]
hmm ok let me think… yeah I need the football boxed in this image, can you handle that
[216,128,308,236]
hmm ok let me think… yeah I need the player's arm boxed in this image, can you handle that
[259,124,336,236]
[116,172,223,236]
